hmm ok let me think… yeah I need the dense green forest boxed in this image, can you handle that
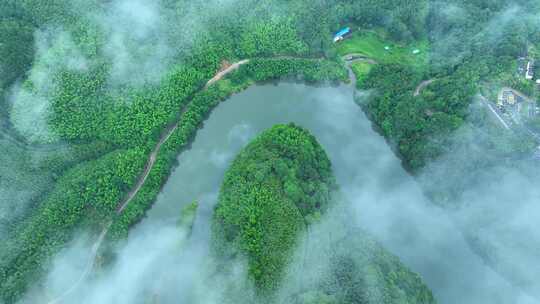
[211,124,435,304]
[0,0,357,300]
[1,0,540,302]
[211,124,337,295]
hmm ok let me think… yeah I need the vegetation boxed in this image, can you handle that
[211,124,337,295]
[356,0,540,174]
[2,0,540,301]
[350,61,373,88]
[362,63,474,170]
[0,0,358,299]
[286,229,436,304]
[107,58,347,241]
[0,148,146,302]
[177,201,198,234]
[211,124,436,303]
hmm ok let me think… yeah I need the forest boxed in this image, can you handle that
[210,124,436,304]
[1,0,540,302]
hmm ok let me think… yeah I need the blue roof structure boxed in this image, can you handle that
[334,27,351,39]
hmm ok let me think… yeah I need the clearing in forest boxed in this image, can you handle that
[336,30,428,68]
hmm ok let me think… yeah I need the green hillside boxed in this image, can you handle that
[211,124,436,303]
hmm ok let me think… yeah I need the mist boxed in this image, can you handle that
[0,29,81,240]
[0,0,233,241]
[17,82,538,304]
[4,1,540,303]
[9,29,88,143]
[417,102,540,299]
[427,1,539,70]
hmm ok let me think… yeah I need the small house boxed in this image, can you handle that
[333,27,351,43]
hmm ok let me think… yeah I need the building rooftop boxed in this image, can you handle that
[334,27,351,38]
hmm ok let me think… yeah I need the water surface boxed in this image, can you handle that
[129,83,535,304]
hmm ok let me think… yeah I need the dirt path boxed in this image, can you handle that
[342,54,377,65]
[46,222,111,304]
[116,123,177,213]
[414,79,435,97]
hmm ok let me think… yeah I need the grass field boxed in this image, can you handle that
[351,61,373,88]
[336,30,429,69]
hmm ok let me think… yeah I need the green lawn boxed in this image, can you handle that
[336,30,428,69]
[351,61,373,88]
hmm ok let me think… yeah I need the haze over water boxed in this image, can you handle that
[131,83,535,304]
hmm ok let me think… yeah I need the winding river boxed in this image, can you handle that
[36,83,539,304]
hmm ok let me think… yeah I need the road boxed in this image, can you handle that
[414,79,435,97]
[342,53,377,65]
[494,88,540,143]
[205,60,250,89]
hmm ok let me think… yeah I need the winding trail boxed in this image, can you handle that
[342,53,377,65]
[45,55,365,303]
[342,55,378,90]
[414,79,435,97]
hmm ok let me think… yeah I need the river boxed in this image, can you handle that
[39,83,537,304]
[130,83,538,304]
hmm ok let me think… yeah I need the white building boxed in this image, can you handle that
[526,61,534,80]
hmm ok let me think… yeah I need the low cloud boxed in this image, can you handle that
[92,0,176,86]
[9,29,88,143]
